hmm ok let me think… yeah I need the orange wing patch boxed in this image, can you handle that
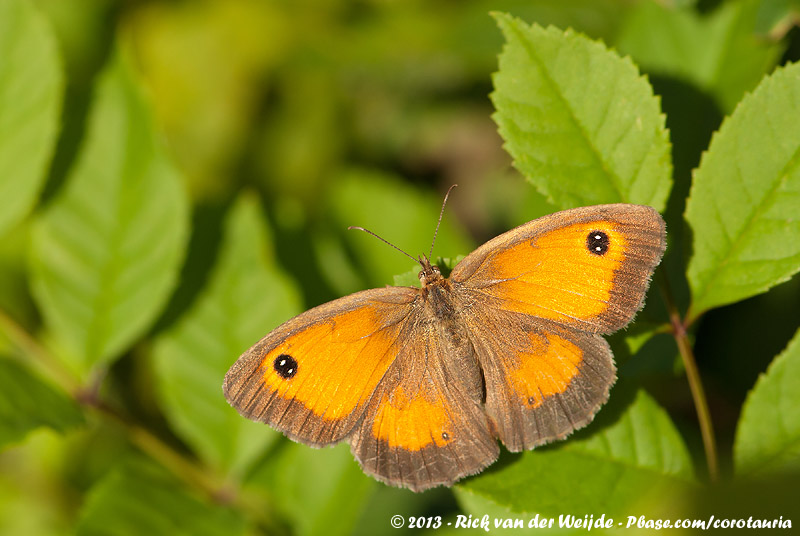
[372,385,454,451]
[484,222,627,323]
[258,306,401,420]
[508,331,584,408]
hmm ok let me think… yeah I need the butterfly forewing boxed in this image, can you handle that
[223,287,418,445]
[451,204,666,334]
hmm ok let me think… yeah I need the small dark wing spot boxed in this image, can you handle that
[442,431,450,441]
[274,354,298,379]
[587,230,610,256]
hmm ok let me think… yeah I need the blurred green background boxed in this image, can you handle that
[1,0,800,534]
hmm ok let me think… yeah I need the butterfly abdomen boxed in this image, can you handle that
[420,282,485,404]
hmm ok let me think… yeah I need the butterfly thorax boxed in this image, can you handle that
[418,256,462,318]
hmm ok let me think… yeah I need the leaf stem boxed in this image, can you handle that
[657,273,719,482]
[0,308,274,527]
[91,402,276,529]
[0,308,81,392]
[96,400,224,490]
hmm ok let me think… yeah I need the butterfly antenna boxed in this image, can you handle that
[428,184,457,261]
[347,226,420,265]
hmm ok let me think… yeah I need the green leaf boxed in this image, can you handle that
[734,328,800,476]
[29,49,189,375]
[153,192,301,475]
[685,61,800,320]
[0,0,63,235]
[76,459,245,536]
[490,14,671,211]
[0,358,83,448]
[247,442,375,536]
[0,223,38,332]
[616,0,784,114]
[458,387,694,516]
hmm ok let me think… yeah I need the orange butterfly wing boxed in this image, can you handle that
[223,287,418,445]
[465,311,616,451]
[349,325,498,492]
[225,283,499,491]
[451,204,665,450]
[451,204,666,333]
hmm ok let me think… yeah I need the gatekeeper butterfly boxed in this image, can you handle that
[224,194,666,492]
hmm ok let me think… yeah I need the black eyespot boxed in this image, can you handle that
[587,230,609,255]
[274,354,298,379]
[527,396,536,406]
[442,432,450,441]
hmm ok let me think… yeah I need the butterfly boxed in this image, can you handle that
[224,199,666,492]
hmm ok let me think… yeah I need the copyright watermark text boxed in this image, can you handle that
[389,513,793,531]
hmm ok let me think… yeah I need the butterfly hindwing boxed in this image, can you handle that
[463,306,616,451]
[350,316,499,492]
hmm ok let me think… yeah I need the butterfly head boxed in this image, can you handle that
[417,255,444,287]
